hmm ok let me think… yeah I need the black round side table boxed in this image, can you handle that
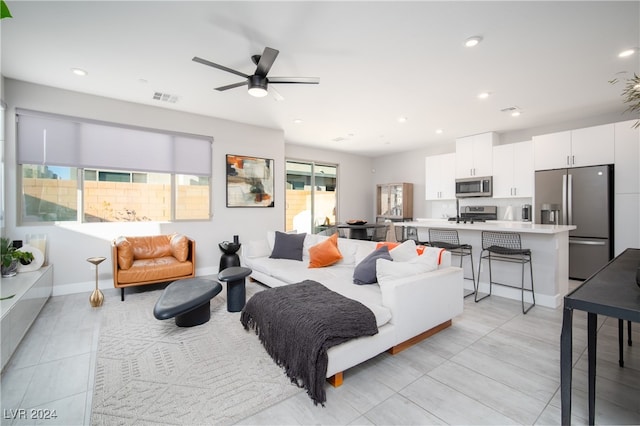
[218,241,241,270]
[218,266,252,312]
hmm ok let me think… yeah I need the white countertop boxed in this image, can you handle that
[400,219,576,235]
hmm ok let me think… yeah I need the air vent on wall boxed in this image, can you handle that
[152,92,179,103]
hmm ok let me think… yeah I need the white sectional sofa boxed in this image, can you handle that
[241,231,464,385]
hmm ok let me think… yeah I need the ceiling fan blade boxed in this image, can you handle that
[269,77,320,85]
[270,86,285,101]
[192,56,249,79]
[255,47,279,77]
[215,81,248,91]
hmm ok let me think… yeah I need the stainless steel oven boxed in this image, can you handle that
[455,176,492,198]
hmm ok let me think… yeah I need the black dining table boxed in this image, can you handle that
[336,223,387,240]
[561,248,640,425]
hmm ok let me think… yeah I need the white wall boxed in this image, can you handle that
[285,144,373,223]
[3,78,286,295]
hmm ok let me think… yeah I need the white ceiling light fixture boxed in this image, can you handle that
[397,116,408,123]
[293,119,303,124]
[465,36,483,47]
[435,129,444,134]
[477,91,490,99]
[247,75,268,97]
[511,110,522,117]
[71,68,87,76]
[618,48,638,58]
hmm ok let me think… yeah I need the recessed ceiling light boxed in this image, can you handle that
[397,116,408,123]
[511,110,522,117]
[618,48,637,58]
[477,92,490,99]
[293,119,303,124]
[71,68,87,76]
[465,36,483,47]
[435,129,444,134]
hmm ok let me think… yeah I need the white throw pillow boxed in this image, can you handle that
[336,238,358,265]
[389,239,419,262]
[420,247,446,268]
[376,254,438,284]
[244,239,271,258]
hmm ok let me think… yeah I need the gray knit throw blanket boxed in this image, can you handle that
[240,280,378,405]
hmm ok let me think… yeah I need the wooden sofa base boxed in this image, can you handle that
[327,319,452,387]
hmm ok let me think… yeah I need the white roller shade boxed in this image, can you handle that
[16,109,212,176]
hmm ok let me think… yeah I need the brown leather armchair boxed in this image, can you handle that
[112,234,196,301]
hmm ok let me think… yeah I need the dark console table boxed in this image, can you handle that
[337,223,387,240]
[561,248,640,425]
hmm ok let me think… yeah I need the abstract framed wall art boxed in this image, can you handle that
[226,154,275,207]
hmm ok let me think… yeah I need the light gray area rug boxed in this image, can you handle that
[91,283,302,425]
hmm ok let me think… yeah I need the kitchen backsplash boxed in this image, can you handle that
[425,197,533,221]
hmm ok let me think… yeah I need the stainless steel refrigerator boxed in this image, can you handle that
[534,165,614,280]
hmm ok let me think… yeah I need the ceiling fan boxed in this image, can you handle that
[192,46,319,98]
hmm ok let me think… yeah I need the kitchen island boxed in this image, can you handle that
[398,220,576,308]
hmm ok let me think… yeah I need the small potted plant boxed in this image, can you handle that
[1,238,34,277]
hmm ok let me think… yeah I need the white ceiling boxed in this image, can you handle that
[1,1,639,157]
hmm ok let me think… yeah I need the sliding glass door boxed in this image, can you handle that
[285,160,337,234]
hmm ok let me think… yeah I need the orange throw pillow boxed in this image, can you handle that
[376,241,426,255]
[308,233,343,268]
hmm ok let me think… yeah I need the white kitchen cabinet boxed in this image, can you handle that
[533,131,571,170]
[492,141,533,198]
[614,120,640,194]
[455,132,497,178]
[571,123,614,167]
[533,124,614,170]
[425,153,456,200]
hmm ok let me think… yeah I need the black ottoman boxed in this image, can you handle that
[153,278,222,327]
[218,266,252,312]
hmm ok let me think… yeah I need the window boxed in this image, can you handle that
[285,160,337,234]
[17,109,212,223]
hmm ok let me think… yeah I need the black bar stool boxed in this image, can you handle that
[476,231,535,314]
[428,228,476,298]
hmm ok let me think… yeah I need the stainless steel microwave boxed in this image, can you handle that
[455,176,492,198]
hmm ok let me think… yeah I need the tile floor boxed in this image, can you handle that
[1,281,639,425]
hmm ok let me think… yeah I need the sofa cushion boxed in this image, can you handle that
[353,245,392,285]
[308,233,343,268]
[170,233,189,262]
[270,231,306,261]
[117,256,194,284]
[116,236,133,270]
[128,235,173,260]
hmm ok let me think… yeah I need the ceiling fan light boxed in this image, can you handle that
[248,75,268,97]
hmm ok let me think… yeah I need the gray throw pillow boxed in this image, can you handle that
[353,245,393,285]
[269,231,307,261]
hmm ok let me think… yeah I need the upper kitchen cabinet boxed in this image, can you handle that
[425,153,456,200]
[533,124,614,170]
[377,182,413,220]
[492,141,533,198]
[455,132,498,178]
